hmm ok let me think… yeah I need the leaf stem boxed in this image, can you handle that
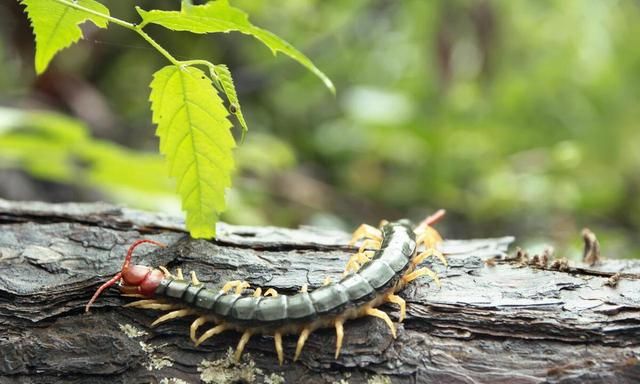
[179,60,223,90]
[52,0,180,66]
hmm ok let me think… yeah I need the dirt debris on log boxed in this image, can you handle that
[0,199,638,384]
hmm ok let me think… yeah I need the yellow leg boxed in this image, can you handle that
[151,309,193,327]
[253,287,262,297]
[274,332,284,365]
[294,327,311,361]
[124,300,177,311]
[124,299,175,310]
[221,280,250,294]
[234,330,252,361]
[190,271,201,285]
[357,251,374,263]
[414,249,447,267]
[403,267,440,286]
[358,239,381,254]
[344,255,361,275]
[176,268,184,280]
[190,316,207,343]
[416,227,444,249]
[159,266,174,279]
[334,319,344,359]
[386,293,406,322]
[124,299,159,307]
[264,288,278,297]
[344,251,375,275]
[349,224,383,245]
[323,276,332,286]
[300,284,308,293]
[195,324,228,347]
[365,308,396,338]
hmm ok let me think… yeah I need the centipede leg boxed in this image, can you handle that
[323,276,332,286]
[253,287,263,297]
[190,271,201,286]
[124,299,176,311]
[234,330,253,361]
[124,299,159,307]
[195,323,228,346]
[343,255,361,274]
[344,251,375,275]
[403,267,441,286]
[221,280,250,294]
[274,332,284,365]
[386,293,406,322]
[151,309,193,327]
[358,239,381,254]
[357,251,374,264]
[349,224,382,245]
[414,249,447,267]
[175,268,184,280]
[190,316,207,343]
[300,284,308,293]
[365,308,396,338]
[416,227,444,249]
[294,327,311,361]
[125,302,177,310]
[159,266,174,279]
[264,288,278,297]
[334,318,344,359]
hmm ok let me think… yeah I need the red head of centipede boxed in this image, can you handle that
[85,239,166,312]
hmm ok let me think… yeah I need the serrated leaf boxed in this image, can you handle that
[21,0,110,74]
[150,65,236,239]
[214,64,248,138]
[137,1,334,93]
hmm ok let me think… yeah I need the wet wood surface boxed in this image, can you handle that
[0,199,638,384]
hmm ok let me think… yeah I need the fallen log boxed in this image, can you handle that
[0,199,638,384]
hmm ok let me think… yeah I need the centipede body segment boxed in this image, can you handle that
[86,210,447,365]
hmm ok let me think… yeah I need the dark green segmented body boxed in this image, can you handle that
[154,221,417,328]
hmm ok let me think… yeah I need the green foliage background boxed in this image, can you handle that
[1,0,639,258]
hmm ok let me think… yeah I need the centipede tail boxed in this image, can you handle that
[87,212,447,364]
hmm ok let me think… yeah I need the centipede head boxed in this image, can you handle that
[85,239,166,313]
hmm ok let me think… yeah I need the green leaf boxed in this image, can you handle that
[137,1,334,93]
[150,65,236,239]
[214,64,248,139]
[21,0,110,74]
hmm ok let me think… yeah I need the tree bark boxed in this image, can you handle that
[0,199,638,384]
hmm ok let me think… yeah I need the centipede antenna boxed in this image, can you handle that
[417,209,446,229]
[85,272,122,313]
[122,239,166,272]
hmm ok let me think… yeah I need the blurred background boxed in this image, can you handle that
[1,0,639,259]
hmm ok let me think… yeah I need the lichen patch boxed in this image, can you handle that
[159,379,189,384]
[264,372,285,384]
[198,348,265,384]
[367,375,392,384]
[119,323,148,338]
[139,341,173,371]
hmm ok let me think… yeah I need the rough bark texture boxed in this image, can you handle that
[0,199,638,384]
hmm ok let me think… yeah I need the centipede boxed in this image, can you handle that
[85,210,447,365]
